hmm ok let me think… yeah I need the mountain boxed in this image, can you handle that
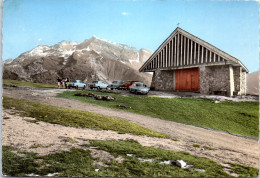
[3,36,153,85]
[246,71,259,95]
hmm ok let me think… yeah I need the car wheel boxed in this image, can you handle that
[83,86,86,90]
[97,86,101,90]
[76,86,79,90]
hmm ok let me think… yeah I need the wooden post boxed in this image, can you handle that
[184,36,186,65]
[180,34,183,66]
[198,44,200,64]
[171,39,173,67]
[190,40,193,65]
[209,51,212,63]
[187,38,190,65]
[177,33,179,66]
[201,46,204,63]
[194,42,197,64]
[205,48,208,63]
[174,36,177,66]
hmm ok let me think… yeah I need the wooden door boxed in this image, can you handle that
[175,67,200,91]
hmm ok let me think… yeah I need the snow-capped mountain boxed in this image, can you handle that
[3,37,153,85]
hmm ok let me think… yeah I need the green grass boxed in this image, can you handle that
[3,79,57,88]
[3,96,169,138]
[229,163,259,177]
[203,146,216,150]
[2,146,40,176]
[193,144,200,148]
[171,138,180,141]
[3,140,258,177]
[58,90,259,138]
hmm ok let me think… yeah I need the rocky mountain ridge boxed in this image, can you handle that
[3,36,153,85]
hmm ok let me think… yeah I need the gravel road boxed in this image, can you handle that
[3,86,259,168]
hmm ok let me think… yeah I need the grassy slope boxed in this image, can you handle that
[58,90,259,138]
[3,79,57,88]
[3,140,258,177]
[3,96,168,138]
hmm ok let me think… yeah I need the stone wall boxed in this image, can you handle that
[240,71,246,95]
[229,66,235,96]
[233,67,241,92]
[200,65,232,96]
[150,69,175,91]
[150,65,246,96]
[233,66,246,95]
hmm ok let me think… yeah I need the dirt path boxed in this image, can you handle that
[3,87,259,168]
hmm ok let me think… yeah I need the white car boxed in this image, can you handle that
[129,82,150,95]
[68,79,86,89]
[88,81,108,90]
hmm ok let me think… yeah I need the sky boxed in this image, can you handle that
[2,0,259,72]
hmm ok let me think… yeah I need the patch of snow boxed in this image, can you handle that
[28,45,51,57]
[129,59,140,64]
[136,51,140,62]
[93,36,117,46]
[59,40,78,46]
[62,59,68,65]
[59,49,75,59]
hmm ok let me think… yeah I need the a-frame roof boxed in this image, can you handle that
[139,27,249,73]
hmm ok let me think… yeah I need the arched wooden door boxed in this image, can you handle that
[175,67,200,91]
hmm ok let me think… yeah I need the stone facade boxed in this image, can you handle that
[233,67,246,95]
[240,71,246,95]
[150,69,175,91]
[151,65,246,96]
[200,66,232,96]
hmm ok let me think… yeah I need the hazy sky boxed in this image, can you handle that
[3,0,259,72]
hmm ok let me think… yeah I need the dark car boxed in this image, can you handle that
[121,80,138,90]
[108,80,124,90]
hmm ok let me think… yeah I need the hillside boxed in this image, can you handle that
[246,71,259,95]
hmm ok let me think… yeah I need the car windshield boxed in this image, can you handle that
[93,81,98,83]
[77,80,82,83]
[71,79,76,83]
[136,83,144,87]
[112,81,117,84]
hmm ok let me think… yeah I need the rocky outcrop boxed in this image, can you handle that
[3,37,153,85]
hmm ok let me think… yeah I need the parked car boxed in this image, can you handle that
[129,82,150,95]
[68,79,86,89]
[121,80,138,90]
[108,80,124,90]
[88,81,108,90]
